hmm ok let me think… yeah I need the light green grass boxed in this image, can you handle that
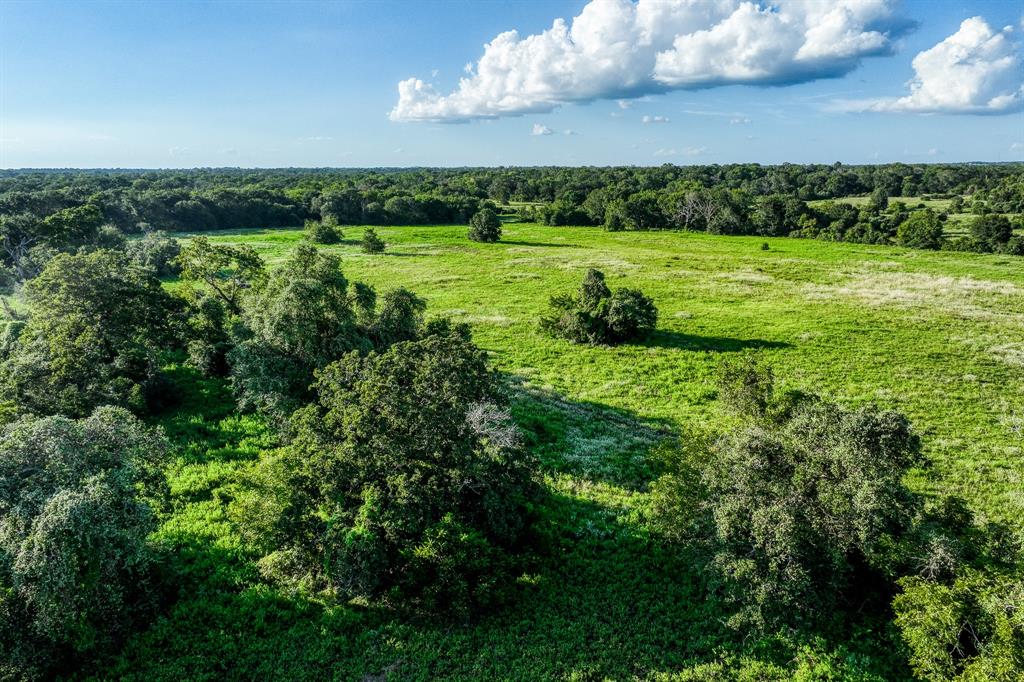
[101,224,1024,680]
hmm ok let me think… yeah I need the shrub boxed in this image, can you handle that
[303,219,342,245]
[234,325,538,616]
[540,269,657,345]
[0,250,181,417]
[468,208,502,243]
[897,210,945,250]
[970,214,1013,252]
[176,237,265,314]
[361,227,385,253]
[0,407,167,678]
[651,365,922,631]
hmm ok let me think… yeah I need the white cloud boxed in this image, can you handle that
[563,129,579,135]
[531,123,554,135]
[836,17,1023,114]
[390,0,909,122]
[617,99,634,109]
[653,145,708,157]
[1011,141,1024,151]
[729,117,752,124]
[642,114,670,124]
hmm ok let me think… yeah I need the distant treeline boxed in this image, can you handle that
[0,164,1021,276]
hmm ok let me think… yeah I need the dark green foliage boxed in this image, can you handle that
[234,326,538,616]
[126,230,181,277]
[184,293,232,377]
[0,407,166,678]
[0,250,181,417]
[468,208,502,243]
[540,269,657,345]
[228,245,424,418]
[651,365,922,632]
[970,214,1013,252]
[897,209,945,250]
[360,227,385,253]
[303,219,342,245]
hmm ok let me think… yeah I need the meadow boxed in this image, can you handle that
[95,223,1024,680]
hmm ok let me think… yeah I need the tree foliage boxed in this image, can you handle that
[234,324,538,616]
[540,269,657,344]
[0,250,180,417]
[468,208,502,243]
[0,407,167,678]
[360,227,385,253]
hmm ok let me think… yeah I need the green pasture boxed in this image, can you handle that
[102,224,1024,680]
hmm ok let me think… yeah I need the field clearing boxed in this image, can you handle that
[188,223,1024,519]
[114,223,1024,679]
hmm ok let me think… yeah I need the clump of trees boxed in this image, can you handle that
[361,228,385,253]
[0,250,180,417]
[228,245,422,417]
[468,208,502,243]
[0,407,167,678]
[126,230,182,277]
[540,269,657,344]
[234,323,539,616]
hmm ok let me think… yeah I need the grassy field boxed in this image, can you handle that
[104,224,1024,679]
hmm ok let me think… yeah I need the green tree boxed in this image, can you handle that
[1,250,180,417]
[468,208,502,243]
[126,230,181,277]
[540,269,657,345]
[176,236,265,314]
[303,219,342,245]
[361,227,386,253]
[234,325,539,616]
[970,214,1013,252]
[0,407,167,678]
[651,380,922,631]
[897,209,945,250]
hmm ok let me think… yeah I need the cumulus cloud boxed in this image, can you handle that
[390,0,910,122]
[642,115,670,123]
[531,123,554,135]
[837,17,1023,114]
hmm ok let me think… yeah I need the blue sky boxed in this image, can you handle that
[1,0,1021,168]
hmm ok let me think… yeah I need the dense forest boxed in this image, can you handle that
[0,164,1022,679]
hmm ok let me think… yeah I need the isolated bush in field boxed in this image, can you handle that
[176,236,265,314]
[468,208,502,243]
[0,250,180,417]
[540,269,657,345]
[0,407,167,678]
[361,227,385,253]
[126,230,181,277]
[304,219,342,245]
[229,245,424,417]
[234,324,538,616]
[650,390,922,631]
[897,210,945,250]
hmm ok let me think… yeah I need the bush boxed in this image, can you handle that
[651,365,922,631]
[361,227,385,253]
[234,325,539,616]
[540,269,657,345]
[468,208,502,243]
[897,209,945,250]
[0,407,167,678]
[0,250,181,417]
[970,214,1013,252]
[303,219,342,245]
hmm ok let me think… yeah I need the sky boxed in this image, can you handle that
[1,0,1022,168]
